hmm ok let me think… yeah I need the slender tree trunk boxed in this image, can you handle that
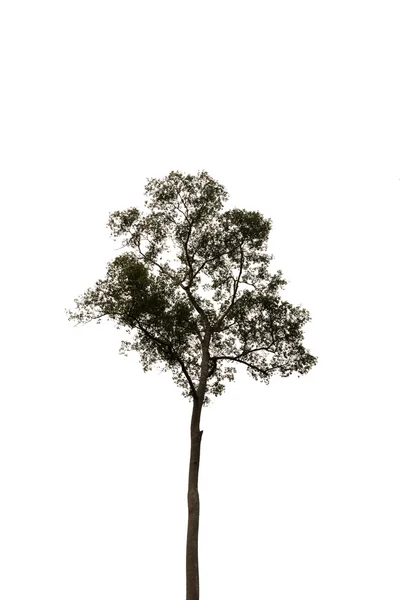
[186,326,210,600]
[186,400,203,600]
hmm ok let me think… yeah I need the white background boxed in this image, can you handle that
[1,1,399,598]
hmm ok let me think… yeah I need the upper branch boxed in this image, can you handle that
[235,342,276,358]
[176,191,190,218]
[133,237,187,285]
[214,242,245,329]
[191,248,232,282]
[182,220,195,285]
[181,283,210,327]
[212,354,271,377]
[133,228,210,328]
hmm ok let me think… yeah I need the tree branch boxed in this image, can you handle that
[183,220,195,284]
[213,354,271,377]
[215,242,245,329]
[213,318,237,333]
[181,284,210,327]
[191,248,232,281]
[134,238,181,283]
[132,231,210,327]
[236,342,275,358]
[134,318,199,401]
[69,313,110,326]
[194,323,204,346]
[176,190,190,219]
[207,356,218,378]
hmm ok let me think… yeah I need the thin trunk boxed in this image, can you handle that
[186,400,203,600]
[186,326,210,600]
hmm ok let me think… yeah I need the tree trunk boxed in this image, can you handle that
[186,400,203,600]
[186,326,210,600]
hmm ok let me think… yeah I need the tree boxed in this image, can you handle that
[66,170,317,600]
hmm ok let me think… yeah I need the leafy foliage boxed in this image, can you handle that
[67,170,317,404]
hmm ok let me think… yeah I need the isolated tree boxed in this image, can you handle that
[67,170,317,600]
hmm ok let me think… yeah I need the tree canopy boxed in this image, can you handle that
[67,170,317,404]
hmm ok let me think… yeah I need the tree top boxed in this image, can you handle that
[67,170,317,404]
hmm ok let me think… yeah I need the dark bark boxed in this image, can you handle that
[186,326,210,600]
[186,400,203,600]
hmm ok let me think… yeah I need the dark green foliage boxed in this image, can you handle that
[67,170,317,404]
